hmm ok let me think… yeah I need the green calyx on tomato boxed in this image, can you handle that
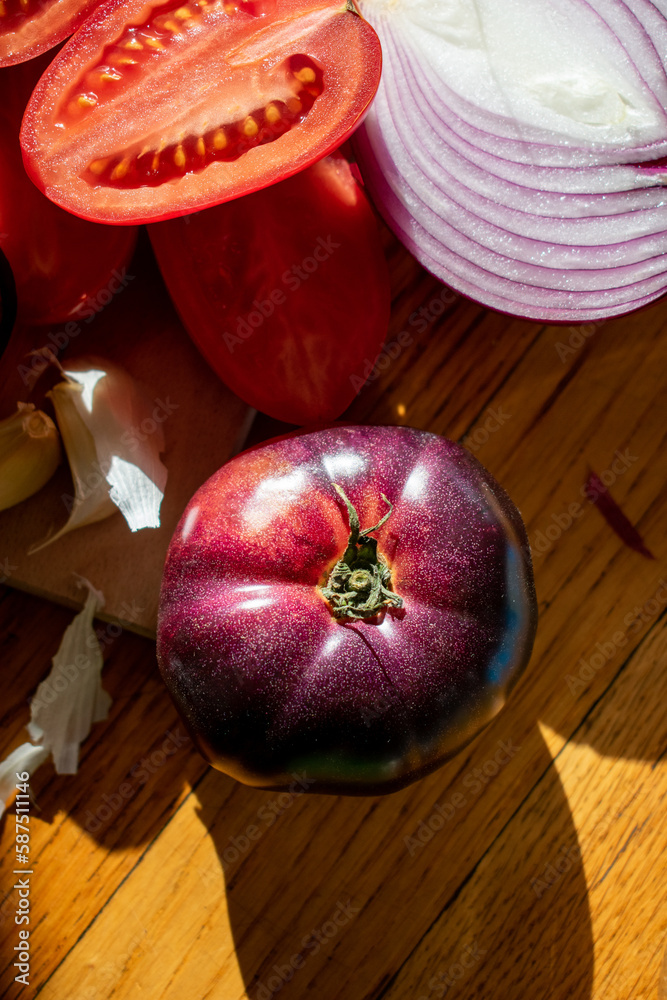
[20,0,382,224]
[320,484,403,620]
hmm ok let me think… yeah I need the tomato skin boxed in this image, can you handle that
[149,154,390,423]
[20,0,382,224]
[157,425,537,795]
[0,0,102,67]
[0,59,137,325]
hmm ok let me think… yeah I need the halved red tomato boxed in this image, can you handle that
[0,0,102,67]
[20,0,381,224]
[0,58,137,324]
[149,151,390,423]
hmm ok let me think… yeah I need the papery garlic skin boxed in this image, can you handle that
[0,403,61,511]
[63,361,168,532]
[27,579,111,775]
[0,579,110,807]
[32,358,168,550]
[33,378,118,552]
[0,743,50,819]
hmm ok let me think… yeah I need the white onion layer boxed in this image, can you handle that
[355,0,667,320]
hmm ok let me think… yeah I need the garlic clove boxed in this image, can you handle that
[64,361,168,532]
[29,380,117,552]
[0,403,61,512]
[29,357,168,551]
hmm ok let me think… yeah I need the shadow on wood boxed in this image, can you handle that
[189,725,593,1000]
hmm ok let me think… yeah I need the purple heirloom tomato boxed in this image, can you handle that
[157,425,537,795]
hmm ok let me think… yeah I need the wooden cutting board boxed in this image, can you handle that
[0,234,253,636]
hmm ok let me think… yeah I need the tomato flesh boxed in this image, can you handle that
[149,152,390,423]
[86,54,324,189]
[20,0,382,224]
[0,0,102,67]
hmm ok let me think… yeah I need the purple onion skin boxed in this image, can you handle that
[157,425,537,796]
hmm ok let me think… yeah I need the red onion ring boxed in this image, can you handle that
[354,0,667,320]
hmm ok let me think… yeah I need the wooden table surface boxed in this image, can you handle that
[1,229,666,1000]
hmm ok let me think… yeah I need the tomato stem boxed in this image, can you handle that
[321,484,403,620]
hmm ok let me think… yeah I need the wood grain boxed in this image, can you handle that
[0,230,665,1000]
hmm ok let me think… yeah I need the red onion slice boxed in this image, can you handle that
[383,46,667,248]
[356,122,667,318]
[355,0,667,320]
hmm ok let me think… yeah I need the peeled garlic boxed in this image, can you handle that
[30,378,118,551]
[0,403,61,511]
[31,359,168,551]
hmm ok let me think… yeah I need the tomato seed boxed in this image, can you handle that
[85,84,319,188]
[63,0,242,121]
